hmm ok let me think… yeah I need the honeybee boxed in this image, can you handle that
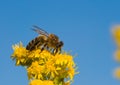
[26,25,64,54]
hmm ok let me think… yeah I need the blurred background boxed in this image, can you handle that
[0,0,120,85]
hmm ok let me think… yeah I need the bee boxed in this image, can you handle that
[26,25,64,54]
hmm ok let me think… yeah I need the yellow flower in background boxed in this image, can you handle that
[112,26,120,81]
[114,49,120,62]
[114,67,120,80]
[112,26,120,47]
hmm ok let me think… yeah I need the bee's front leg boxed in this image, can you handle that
[58,48,62,54]
[53,48,58,55]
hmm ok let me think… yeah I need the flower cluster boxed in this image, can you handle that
[112,26,120,48]
[112,26,120,80]
[11,42,77,85]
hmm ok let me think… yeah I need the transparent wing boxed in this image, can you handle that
[32,25,49,37]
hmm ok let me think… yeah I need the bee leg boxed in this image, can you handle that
[48,48,52,53]
[48,48,55,55]
[59,48,62,53]
[46,46,49,50]
[41,44,47,52]
[53,48,58,55]
[55,48,61,54]
[41,46,44,52]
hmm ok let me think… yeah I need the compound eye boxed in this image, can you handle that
[60,41,64,46]
[57,41,63,47]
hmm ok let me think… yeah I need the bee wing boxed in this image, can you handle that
[32,25,49,37]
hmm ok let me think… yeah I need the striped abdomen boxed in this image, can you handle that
[26,36,45,51]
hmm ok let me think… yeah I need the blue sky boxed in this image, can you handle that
[0,0,120,85]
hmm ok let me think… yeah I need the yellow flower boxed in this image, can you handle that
[45,60,58,78]
[112,26,120,47]
[67,67,75,80]
[114,49,120,62]
[27,61,44,79]
[64,81,70,85]
[28,49,53,63]
[11,42,77,85]
[12,42,28,58]
[29,80,42,85]
[28,49,41,58]
[43,80,54,85]
[11,42,28,65]
[114,67,120,80]
[55,53,75,68]
[29,80,54,85]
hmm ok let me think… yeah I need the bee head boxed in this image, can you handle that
[57,41,64,48]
